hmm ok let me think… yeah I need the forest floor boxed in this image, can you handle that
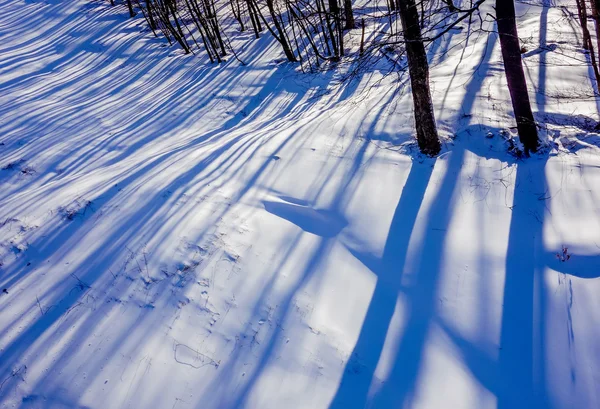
[1,0,600,408]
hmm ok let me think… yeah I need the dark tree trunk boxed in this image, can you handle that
[576,0,600,87]
[205,0,227,56]
[327,0,342,56]
[322,0,338,56]
[328,0,339,15]
[591,0,600,55]
[397,0,441,156]
[231,0,245,31]
[575,0,592,50]
[247,0,262,38]
[146,0,157,29]
[496,0,539,154]
[343,0,355,29]
[127,0,135,17]
[262,0,298,62]
[359,18,365,54]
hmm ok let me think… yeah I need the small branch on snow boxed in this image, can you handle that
[36,296,45,316]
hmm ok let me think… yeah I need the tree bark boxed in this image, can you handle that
[146,0,157,29]
[397,0,441,156]
[127,0,135,17]
[328,0,339,15]
[496,0,539,154]
[247,0,262,38]
[576,0,600,88]
[575,0,592,50]
[591,0,600,55]
[264,0,298,61]
[343,0,355,29]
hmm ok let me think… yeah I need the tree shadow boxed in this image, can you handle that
[329,149,461,408]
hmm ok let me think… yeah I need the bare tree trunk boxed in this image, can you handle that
[328,0,339,15]
[359,18,365,54]
[231,0,246,31]
[260,0,298,61]
[127,0,135,17]
[247,0,262,38]
[205,0,227,56]
[591,0,600,54]
[397,0,441,156]
[322,0,338,57]
[576,0,600,87]
[496,0,539,154]
[146,0,157,29]
[343,0,355,29]
[575,0,592,50]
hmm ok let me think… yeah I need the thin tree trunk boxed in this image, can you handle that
[343,0,355,29]
[328,0,339,15]
[205,0,227,55]
[317,0,334,55]
[146,0,157,29]
[127,0,135,17]
[135,0,157,34]
[575,0,592,50]
[496,0,539,154]
[325,0,340,57]
[320,0,338,57]
[231,0,245,31]
[591,0,600,54]
[359,18,365,54]
[397,0,441,156]
[247,0,262,37]
[578,0,600,89]
[265,0,298,61]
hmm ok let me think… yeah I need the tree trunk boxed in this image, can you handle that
[247,0,262,38]
[231,0,245,31]
[397,0,441,156]
[327,0,342,56]
[265,0,298,61]
[575,0,592,50]
[322,0,338,56]
[591,0,600,55]
[205,0,227,56]
[343,0,355,29]
[127,0,135,17]
[146,0,157,30]
[576,0,600,88]
[328,0,339,15]
[496,0,539,154]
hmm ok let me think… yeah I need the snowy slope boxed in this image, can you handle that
[1,0,600,408]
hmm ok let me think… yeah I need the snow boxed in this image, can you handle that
[1,0,600,408]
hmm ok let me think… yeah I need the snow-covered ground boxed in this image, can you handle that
[1,0,600,408]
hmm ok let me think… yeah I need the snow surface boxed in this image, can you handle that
[1,0,600,408]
